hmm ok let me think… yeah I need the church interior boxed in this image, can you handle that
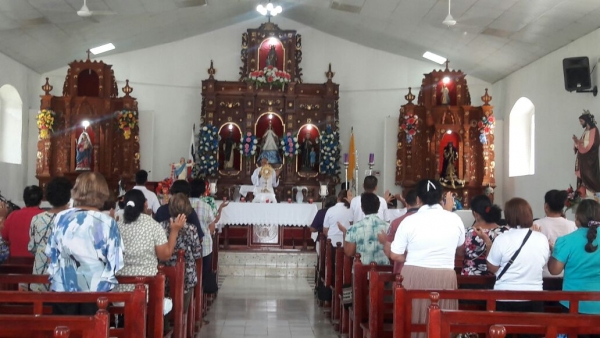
[1,0,600,337]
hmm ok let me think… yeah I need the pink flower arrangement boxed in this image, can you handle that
[239,131,258,157]
[248,66,291,90]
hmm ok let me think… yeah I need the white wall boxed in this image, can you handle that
[492,27,600,218]
[38,16,491,195]
[0,51,40,203]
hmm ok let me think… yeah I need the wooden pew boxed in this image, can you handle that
[0,256,34,290]
[322,238,333,311]
[361,268,397,338]
[338,253,354,336]
[0,273,165,338]
[0,284,146,337]
[330,242,343,329]
[188,257,203,338]
[349,259,392,338]
[426,292,600,337]
[315,234,326,301]
[159,250,186,338]
[393,283,600,338]
[0,297,110,338]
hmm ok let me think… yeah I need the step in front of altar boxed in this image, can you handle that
[218,251,317,278]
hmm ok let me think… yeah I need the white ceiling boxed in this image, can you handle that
[2,0,600,83]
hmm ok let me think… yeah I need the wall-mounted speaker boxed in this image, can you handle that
[563,57,597,96]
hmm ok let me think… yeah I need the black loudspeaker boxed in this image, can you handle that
[563,57,592,92]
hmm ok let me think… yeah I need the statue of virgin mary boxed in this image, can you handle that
[257,119,282,165]
[75,130,92,171]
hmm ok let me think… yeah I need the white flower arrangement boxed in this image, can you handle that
[196,124,220,178]
[318,125,341,177]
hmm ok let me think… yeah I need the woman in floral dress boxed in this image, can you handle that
[462,195,509,275]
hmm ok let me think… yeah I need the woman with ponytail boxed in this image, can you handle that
[116,189,185,292]
[462,195,508,276]
[549,199,600,315]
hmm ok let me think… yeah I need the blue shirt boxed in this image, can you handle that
[553,227,600,314]
[345,214,390,266]
[45,209,124,292]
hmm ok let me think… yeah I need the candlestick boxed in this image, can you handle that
[343,153,349,165]
[369,153,374,164]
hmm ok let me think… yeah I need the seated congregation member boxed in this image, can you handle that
[486,197,549,331]
[324,190,353,247]
[535,189,577,277]
[28,177,72,291]
[189,179,228,295]
[133,169,161,214]
[349,176,390,223]
[154,180,204,239]
[340,192,389,265]
[45,172,124,315]
[379,189,420,274]
[462,195,508,276]
[310,196,337,256]
[388,179,465,338]
[160,193,203,316]
[116,189,185,291]
[548,199,600,316]
[1,185,44,258]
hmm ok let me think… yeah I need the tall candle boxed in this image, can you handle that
[369,153,375,164]
[343,153,349,164]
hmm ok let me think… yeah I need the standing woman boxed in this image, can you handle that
[387,179,465,338]
[45,172,124,315]
[486,197,549,338]
[116,189,185,291]
[462,195,508,276]
[548,199,600,317]
[28,177,72,291]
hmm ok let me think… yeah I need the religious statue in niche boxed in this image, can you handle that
[258,119,282,165]
[440,142,464,188]
[573,110,600,197]
[441,83,450,105]
[266,45,278,68]
[75,128,92,171]
[171,157,193,180]
[223,129,236,169]
[300,131,315,170]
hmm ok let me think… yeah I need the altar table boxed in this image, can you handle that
[217,202,318,250]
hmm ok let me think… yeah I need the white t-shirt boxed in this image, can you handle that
[391,204,465,269]
[385,208,407,223]
[487,228,550,291]
[324,202,353,246]
[133,185,161,213]
[535,216,577,277]
[350,194,388,224]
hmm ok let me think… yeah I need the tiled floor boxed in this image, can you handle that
[199,277,339,338]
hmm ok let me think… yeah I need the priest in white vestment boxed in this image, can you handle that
[251,158,280,203]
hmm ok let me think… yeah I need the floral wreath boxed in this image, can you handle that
[196,124,220,177]
[400,114,419,144]
[240,131,258,157]
[36,109,56,140]
[115,110,138,140]
[478,114,495,144]
[319,125,341,176]
[247,66,291,90]
[281,132,299,158]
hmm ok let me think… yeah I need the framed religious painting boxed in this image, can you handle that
[218,122,242,175]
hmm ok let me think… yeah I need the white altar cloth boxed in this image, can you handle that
[217,202,318,227]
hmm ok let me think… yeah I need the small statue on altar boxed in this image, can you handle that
[251,158,280,203]
[441,83,450,105]
[258,119,282,165]
[75,129,92,171]
[301,131,315,170]
[223,130,236,169]
[266,45,278,68]
[171,157,193,181]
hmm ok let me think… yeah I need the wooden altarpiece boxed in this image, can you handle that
[201,22,340,203]
[36,57,140,192]
[396,62,495,206]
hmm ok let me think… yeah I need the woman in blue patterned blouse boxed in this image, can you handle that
[45,172,124,315]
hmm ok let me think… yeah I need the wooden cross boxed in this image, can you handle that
[86,49,91,60]
[445,60,450,71]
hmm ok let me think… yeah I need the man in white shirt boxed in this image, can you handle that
[349,176,391,223]
[251,158,281,203]
[323,191,353,247]
[132,170,160,214]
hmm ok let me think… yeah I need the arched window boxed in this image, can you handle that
[0,85,23,164]
[509,97,535,177]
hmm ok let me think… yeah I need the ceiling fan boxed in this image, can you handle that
[76,0,115,18]
[443,0,456,26]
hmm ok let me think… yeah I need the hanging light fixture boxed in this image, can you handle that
[257,0,282,19]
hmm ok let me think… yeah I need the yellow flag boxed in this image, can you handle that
[348,127,356,181]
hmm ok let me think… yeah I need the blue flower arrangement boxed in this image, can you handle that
[319,125,341,176]
[240,131,258,157]
[280,131,300,158]
[196,124,220,177]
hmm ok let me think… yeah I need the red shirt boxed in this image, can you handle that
[386,207,419,274]
[1,207,43,257]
